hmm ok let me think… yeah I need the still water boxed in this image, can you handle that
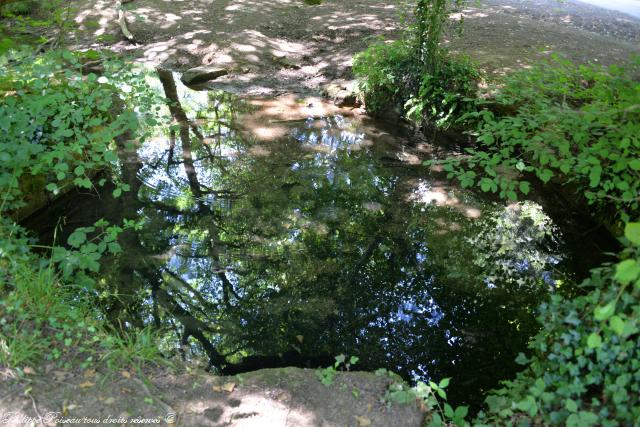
[31,72,573,408]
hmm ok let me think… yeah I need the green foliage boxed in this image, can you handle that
[315,354,359,386]
[476,224,640,426]
[353,0,478,128]
[0,226,101,368]
[100,327,168,371]
[379,371,469,427]
[1,0,38,16]
[436,55,640,220]
[353,38,419,115]
[0,42,164,372]
[0,48,141,214]
[414,0,463,71]
[404,55,479,128]
[1,0,77,49]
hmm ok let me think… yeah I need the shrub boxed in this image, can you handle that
[437,55,640,222]
[476,223,640,426]
[353,38,419,115]
[353,38,479,129]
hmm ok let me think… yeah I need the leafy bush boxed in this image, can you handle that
[353,39,419,115]
[404,55,479,129]
[476,223,640,426]
[437,55,640,221]
[353,0,477,128]
[0,49,139,214]
[353,38,479,128]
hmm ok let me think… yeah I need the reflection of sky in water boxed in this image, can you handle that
[122,78,571,407]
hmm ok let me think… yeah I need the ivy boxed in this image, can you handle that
[474,226,640,425]
[433,55,640,222]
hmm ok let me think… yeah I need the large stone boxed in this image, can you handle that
[323,81,360,107]
[180,66,229,86]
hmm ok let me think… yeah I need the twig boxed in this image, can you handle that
[116,0,135,41]
[28,392,44,424]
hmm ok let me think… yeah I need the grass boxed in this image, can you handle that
[0,245,167,372]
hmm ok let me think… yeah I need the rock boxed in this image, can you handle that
[158,367,427,427]
[180,66,229,86]
[323,81,360,107]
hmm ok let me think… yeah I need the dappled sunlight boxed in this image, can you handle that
[445,0,640,75]
[178,393,318,426]
[408,179,483,219]
[69,0,402,92]
[239,94,353,141]
[72,0,118,40]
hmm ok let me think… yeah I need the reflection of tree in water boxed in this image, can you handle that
[94,71,564,408]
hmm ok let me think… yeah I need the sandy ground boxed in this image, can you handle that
[67,0,640,94]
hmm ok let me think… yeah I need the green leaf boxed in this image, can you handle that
[628,159,640,170]
[454,405,468,419]
[538,169,553,183]
[516,397,533,412]
[104,151,118,162]
[439,378,450,388]
[594,302,615,321]
[112,188,122,198]
[624,222,640,245]
[519,181,530,195]
[588,165,602,187]
[614,259,640,285]
[586,333,602,349]
[565,398,578,413]
[67,230,87,248]
[444,403,454,419]
[609,316,625,336]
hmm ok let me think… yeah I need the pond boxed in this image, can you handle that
[26,71,589,409]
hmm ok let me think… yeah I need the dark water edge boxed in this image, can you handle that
[20,74,616,410]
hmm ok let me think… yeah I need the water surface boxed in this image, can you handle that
[31,73,571,408]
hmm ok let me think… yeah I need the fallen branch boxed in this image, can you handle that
[116,0,135,41]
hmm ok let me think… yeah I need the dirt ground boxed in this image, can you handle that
[0,366,425,426]
[67,0,640,93]
[446,0,640,77]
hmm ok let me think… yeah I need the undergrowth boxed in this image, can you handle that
[0,39,166,374]
[353,0,478,130]
[437,55,640,223]
[353,38,479,130]
[0,222,166,372]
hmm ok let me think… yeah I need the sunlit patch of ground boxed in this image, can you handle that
[445,0,640,76]
[0,365,425,427]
